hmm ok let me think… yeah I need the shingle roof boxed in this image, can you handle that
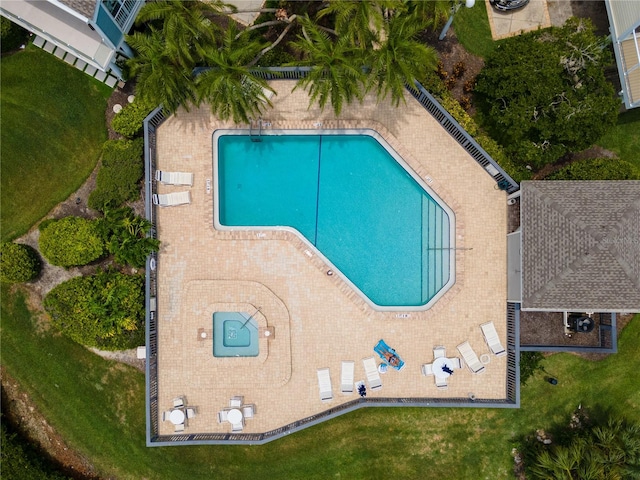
[58,0,96,19]
[521,181,640,311]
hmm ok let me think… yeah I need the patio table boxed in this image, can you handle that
[169,409,185,425]
[432,357,456,379]
[227,408,243,425]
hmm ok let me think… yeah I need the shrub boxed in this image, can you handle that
[520,351,545,385]
[0,242,41,283]
[44,269,145,350]
[1,17,28,53]
[39,217,104,267]
[88,138,144,211]
[111,96,157,138]
[547,157,640,180]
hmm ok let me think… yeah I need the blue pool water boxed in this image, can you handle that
[213,312,259,357]
[215,130,454,308]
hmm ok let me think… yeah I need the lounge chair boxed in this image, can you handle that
[155,170,194,186]
[242,404,256,419]
[217,410,228,423]
[317,368,333,401]
[373,339,405,370]
[435,376,448,389]
[451,357,463,369]
[341,361,355,394]
[174,423,185,433]
[421,363,434,376]
[481,322,507,357]
[186,408,196,419]
[456,342,485,374]
[152,191,191,207]
[362,357,382,391]
[433,346,446,359]
[173,397,185,408]
[229,396,244,408]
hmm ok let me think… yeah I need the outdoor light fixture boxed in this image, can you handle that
[439,0,476,41]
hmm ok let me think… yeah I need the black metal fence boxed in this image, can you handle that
[143,72,520,446]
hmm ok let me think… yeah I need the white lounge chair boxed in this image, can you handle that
[152,191,191,207]
[186,408,196,419]
[317,368,333,401]
[456,341,485,374]
[173,397,185,408]
[155,170,194,186]
[433,346,446,359]
[217,410,228,423]
[481,322,507,357]
[229,396,244,408]
[421,363,434,376]
[435,376,448,389]
[174,423,185,433]
[242,404,255,419]
[341,361,355,394]
[362,357,382,391]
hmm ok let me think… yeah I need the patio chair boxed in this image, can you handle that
[174,423,185,433]
[152,191,191,207]
[217,410,229,423]
[341,361,355,394]
[173,397,185,408]
[456,342,485,374]
[317,368,333,402]
[435,376,448,389]
[155,170,194,186]
[242,404,256,419]
[186,408,196,419]
[162,411,171,421]
[433,346,446,359]
[229,396,244,408]
[362,357,382,391]
[480,321,507,357]
[231,420,244,433]
[451,357,463,369]
[421,363,434,376]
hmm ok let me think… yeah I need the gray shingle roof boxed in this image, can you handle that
[521,180,640,311]
[58,0,97,19]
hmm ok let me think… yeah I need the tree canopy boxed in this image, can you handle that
[475,18,620,169]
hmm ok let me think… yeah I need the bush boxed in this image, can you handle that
[0,242,41,283]
[88,138,144,211]
[38,217,104,267]
[547,157,640,180]
[520,351,545,385]
[1,17,28,53]
[44,269,145,350]
[111,96,157,138]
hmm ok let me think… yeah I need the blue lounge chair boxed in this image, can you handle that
[374,339,405,371]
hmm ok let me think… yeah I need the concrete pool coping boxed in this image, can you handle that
[211,127,456,312]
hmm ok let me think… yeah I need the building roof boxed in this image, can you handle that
[57,0,96,19]
[604,0,640,109]
[521,181,640,312]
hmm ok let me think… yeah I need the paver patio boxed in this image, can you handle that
[153,80,508,436]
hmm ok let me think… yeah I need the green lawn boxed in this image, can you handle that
[452,0,495,59]
[2,287,638,480]
[0,46,111,242]
[597,108,640,169]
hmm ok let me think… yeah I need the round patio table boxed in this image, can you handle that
[169,409,185,425]
[227,408,243,424]
[432,357,455,378]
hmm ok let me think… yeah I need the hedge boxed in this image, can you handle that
[547,157,640,180]
[0,242,41,283]
[38,217,104,267]
[111,96,156,138]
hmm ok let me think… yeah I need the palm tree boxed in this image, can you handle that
[195,24,273,124]
[317,0,394,49]
[403,0,450,30]
[126,28,198,114]
[289,16,368,116]
[366,13,438,106]
[135,0,229,68]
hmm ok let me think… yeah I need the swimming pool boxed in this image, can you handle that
[213,129,455,310]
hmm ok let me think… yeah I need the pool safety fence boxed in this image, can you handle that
[143,71,521,446]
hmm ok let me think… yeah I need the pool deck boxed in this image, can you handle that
[154,81,508,437]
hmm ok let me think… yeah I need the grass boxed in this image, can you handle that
[597,108,640,169]
[0,45,111,242]
[2,286,638,479]
[452,0,496,59]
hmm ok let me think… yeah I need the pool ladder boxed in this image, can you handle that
[250,119,263,142]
